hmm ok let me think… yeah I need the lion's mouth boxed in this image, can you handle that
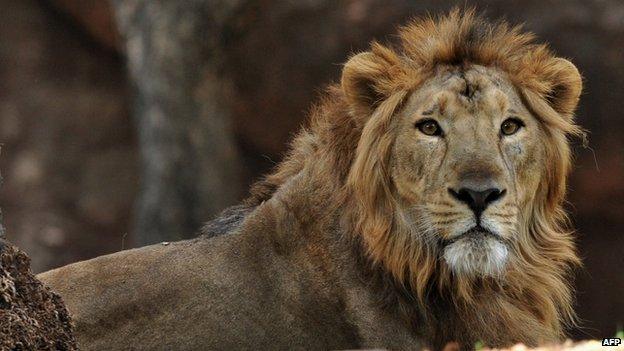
[441,225,503,247]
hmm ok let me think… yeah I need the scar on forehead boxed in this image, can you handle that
[436,93,450,115]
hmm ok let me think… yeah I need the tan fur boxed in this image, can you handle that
[39,9,582,350]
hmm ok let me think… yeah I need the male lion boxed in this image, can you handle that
[39,10,583,351]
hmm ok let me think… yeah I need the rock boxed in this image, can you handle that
[0,240,77,350]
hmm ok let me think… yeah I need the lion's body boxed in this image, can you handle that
[39,10,583,351]
[39,205,421,350]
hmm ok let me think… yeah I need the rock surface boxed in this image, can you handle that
[0,240,77,350]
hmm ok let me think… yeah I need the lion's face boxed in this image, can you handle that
[390,65,545,277]
[342,14,582,308]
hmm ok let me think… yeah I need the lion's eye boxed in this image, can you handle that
[416,119,443,136]
[500,118,524,136]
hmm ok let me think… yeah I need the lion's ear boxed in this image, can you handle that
[341,46,400,117]
[546,58,582,117]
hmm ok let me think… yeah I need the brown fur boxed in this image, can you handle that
[39,9,582,350]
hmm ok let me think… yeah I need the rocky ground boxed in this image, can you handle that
[484,340,624,351]
[431,340,624,351]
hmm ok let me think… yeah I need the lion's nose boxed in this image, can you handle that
[448,187,506,217]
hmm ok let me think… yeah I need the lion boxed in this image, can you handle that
[38,9,583,351]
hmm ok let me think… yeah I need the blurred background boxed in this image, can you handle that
[0,0,621,341]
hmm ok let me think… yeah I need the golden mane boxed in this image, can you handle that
[247,9,582,347]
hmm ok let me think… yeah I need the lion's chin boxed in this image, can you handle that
[442,229,508,278]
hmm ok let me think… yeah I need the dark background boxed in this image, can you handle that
[0,0,621,340]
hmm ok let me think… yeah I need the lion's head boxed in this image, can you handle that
[339,9,583,344]
[248,9,583,346]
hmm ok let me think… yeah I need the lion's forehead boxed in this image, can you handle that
[404,65,526,122]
